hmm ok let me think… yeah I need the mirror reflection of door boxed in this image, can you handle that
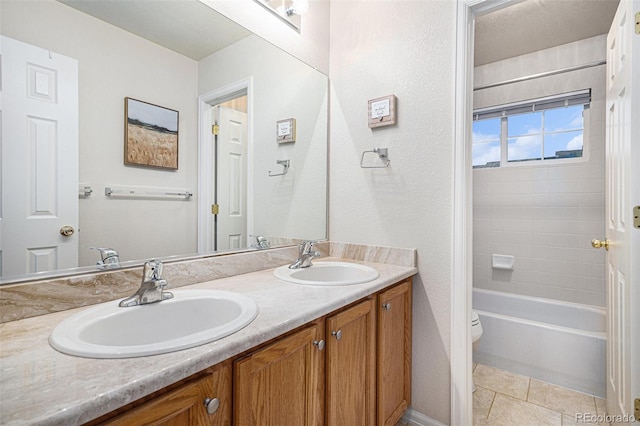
[213,99,248,251]
[0,36,79,278]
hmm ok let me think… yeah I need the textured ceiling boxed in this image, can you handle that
[474,0,620,66]
[59,0,251,61]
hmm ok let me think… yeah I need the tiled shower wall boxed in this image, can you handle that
[472,35,606,307]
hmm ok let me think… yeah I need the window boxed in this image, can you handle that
[472,90,590,168]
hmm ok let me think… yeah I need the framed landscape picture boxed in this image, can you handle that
[124,97,179,170]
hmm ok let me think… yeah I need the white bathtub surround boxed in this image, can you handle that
[473,288,606,397]
[473,35,607,307]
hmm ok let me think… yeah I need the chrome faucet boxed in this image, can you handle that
[254,235,270,250]
[91,247,120,269]
[289,241,320,269]
[119,260,174,307]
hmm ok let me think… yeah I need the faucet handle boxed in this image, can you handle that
[91,247,120,268]
[299,240,317,254]
[143,260,163,281]
[255,235,270,249]
[91,247,118,260]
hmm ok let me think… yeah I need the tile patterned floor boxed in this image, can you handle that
[395,363,609,426]
[473,364,609,426]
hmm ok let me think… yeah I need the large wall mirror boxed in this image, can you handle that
[0,0,328,284]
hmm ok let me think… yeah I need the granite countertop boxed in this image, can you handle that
[0,258,417,425]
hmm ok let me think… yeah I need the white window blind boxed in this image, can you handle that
[473,89,591,121]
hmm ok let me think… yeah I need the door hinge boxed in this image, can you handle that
[636,12,640,35]
[634,206,640,229]
[211,204,219,215]
[635,398,640,420]
[212,124,220,135]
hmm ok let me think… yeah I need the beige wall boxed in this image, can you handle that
[329,1,457,423]
[198,34,328,244]
[5,0,456,421]
[473,36,607,306]
[1,0,199,267]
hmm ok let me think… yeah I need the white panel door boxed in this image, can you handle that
[214,106,247,251]
[604,2,639,423]
[0,36,79,278]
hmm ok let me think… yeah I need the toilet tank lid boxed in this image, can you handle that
[472,310,479,323]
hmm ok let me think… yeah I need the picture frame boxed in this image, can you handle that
[276,118,296,143]
[368,94,397,128]
[124,97,179,170]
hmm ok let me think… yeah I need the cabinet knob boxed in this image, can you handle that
[313,339,325,350]
[203,397,220,415]
[332,330,342,341]
[382,303,391,311]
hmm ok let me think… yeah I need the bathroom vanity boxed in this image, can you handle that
[0,251,416,426]
[93,278,411,426]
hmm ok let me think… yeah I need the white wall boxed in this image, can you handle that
[200,0,330,74]
[198,35,328,243]
[473,36,607,306]
[329,1,457,423]
[1,0,199,267]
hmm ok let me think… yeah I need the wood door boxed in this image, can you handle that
[234,322,325,426]
[0,35,78,278]
[377,279,412,426]
[326,298,376,426]
[101,363,231,426]
[604,1,640,422]
[214,105,248,251]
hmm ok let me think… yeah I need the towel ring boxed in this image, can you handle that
[360,148,390,168]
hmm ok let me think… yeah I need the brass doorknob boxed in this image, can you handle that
[60,226,75,237]
[591,238,610,251]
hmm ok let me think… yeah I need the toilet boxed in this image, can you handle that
[471,310,483,392]
[472,310,483,344]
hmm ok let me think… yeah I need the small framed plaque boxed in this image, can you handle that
[368,95,397,128]
[276,118,296,143]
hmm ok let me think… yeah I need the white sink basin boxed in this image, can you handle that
[49,289,258,358]
[274,261,379,286]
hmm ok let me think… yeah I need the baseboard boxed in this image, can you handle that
[401,408,448,426]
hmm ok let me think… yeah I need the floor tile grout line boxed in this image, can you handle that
[482,386,592,421]
[473,364,605,425]
[486,387,497,421]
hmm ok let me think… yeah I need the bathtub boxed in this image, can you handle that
[473,288,606,397]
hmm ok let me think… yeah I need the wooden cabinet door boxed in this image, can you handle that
[377,279,412,426]
[234,322,325,426]
[326,298,376,426]
[101,361,232,426]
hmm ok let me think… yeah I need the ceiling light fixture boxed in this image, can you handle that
[285,0,309,16]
